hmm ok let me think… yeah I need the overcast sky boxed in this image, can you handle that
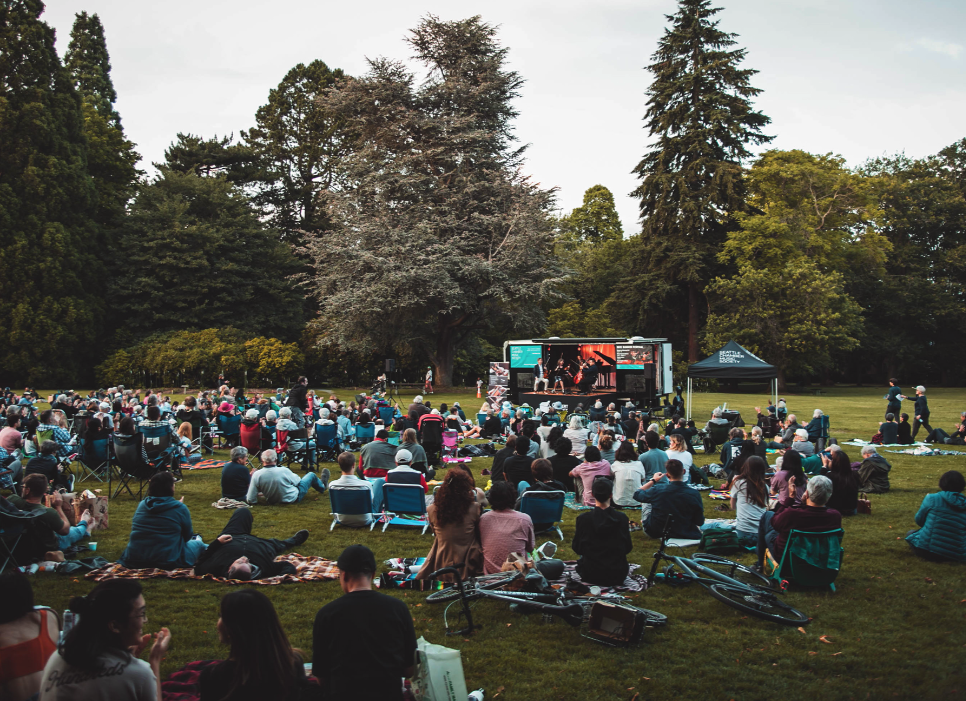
[44,0,965,232]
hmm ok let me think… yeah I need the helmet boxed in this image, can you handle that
[535,558,565,581]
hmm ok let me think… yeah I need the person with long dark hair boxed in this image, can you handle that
[40,580,170,700]
[198,589,311,701]
[822,450,859,516]
[730,456,769,542]
[0,572,59,701]
[771,450,807,507]
[417,470,484,580]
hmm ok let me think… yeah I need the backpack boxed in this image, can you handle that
[699,527,739,555]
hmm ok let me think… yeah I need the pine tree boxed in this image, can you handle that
[0,0,105,384]
[64,12,118,124]
[630,0,771,361]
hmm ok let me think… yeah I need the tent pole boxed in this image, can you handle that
[686,377,691,421]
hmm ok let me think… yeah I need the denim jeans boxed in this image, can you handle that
[56,520,88,550]
[296,472,327,502]
[185,536,207,566]
[756,511,779,567]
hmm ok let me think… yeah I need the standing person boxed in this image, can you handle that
[199,589,311,701]
[285,377,309,429]
[313,546,417,701]
[40,580,171,701]
[906,386,932,441]
[424,366,434,395]
[551,357,567,394]
[532,357,548,392]
[885,378,902,420]
[572,477,632,586]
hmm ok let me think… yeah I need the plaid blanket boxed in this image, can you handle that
[85,553,339,585]
[552,561,648,593]
[182,459,224,470]
[162,660,220,701]
[886,447,966,456]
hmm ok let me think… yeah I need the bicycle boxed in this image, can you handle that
[646,519,810,626]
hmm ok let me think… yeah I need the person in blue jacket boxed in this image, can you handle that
[119,471,207,569]
[906,470,966,562]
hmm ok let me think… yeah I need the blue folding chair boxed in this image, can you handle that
[519,490,566,541]
[329,487,380,531]
[315,423,340,463]
[355,424,375,444]
[216,414,242,448]
[78,437,111,483]
[378,407,395,426]
[381,483,430,535]
[477,412,487,427]
[386,431,400,446]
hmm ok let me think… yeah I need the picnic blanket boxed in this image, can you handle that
[84,553,339,585]
[708,490,731,501]
[843,439,927,449]
[553,561,648,593]
[162,660,220,701]
[212,497,249,509]
[182,459,223,470]
[886,446,966,456]
[564,492,592,511]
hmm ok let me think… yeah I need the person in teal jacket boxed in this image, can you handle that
[906,471,966,562]
[119,472,207,569]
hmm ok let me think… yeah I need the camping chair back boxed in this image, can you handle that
[816,416,831,451]
[442,430,459,449]
[708,422,730,446]
[386,431,400,446]
[0,498,40,574]
[355,423,375,444]
[519,490,566,541]
[762,416,781,439]
[240,423,261,455]
[772,528,844,591]
[378,407,395,426]
[420,419,443,446]
[476,413,487,427]
[35,429,54,450]
[111,433,158,499]
[217,414,242,439]
[78,437,111,483]
[381,482,429,534]
[140,424,175,462]
[260,425,277,452]
[329,487,376,531]
[315,423,339,460]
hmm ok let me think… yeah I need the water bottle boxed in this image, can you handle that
[468,690,485,701]
[61,610,78,643]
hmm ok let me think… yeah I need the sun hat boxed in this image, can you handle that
[218,401,234,413]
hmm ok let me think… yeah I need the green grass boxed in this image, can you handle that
[18,387,966,700]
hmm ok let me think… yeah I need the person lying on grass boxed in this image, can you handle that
[192,507,308,580]
[906,470,966,563]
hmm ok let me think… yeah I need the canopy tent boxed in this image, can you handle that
[685,341,778,420]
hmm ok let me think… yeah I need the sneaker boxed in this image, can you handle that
[288,529,309,547]
[320,468,330,489]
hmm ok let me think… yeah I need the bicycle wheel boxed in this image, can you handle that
[635,608,669,627]
[691,553,775,590]
[707,583,810,625]
[425,572,519,603]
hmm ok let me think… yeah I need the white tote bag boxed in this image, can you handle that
[411,636,468,701]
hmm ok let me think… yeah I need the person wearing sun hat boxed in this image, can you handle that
[313,545,417,701]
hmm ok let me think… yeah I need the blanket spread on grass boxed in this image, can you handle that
[182,459,223,470]
[842,440,927,449]
[552,561,648,592]
[885,447,966,457]
[162,660,219,701]
[84,553,339,585]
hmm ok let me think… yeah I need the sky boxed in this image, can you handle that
[44,0,966,232]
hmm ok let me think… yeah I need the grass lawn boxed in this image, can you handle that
[16,387,966,700]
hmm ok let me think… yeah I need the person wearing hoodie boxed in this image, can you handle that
[633,459,704,539]
[118,472,207,569]
[570,445,613,506]
[906,471,966,562]
[857,445,892,493]
[572,477,632,586]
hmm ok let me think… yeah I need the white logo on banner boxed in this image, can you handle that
[720,350,744,364]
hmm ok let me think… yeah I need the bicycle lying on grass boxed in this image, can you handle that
[646,518,810,626]
[426,566,668,646]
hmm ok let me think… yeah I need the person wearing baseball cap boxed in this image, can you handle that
[385,448,429,492]
[313,544,417,700]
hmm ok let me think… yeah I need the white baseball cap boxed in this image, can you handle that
[396,448,413,465]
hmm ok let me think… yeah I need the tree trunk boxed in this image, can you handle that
[431,324,456,389]
[688,281,700,363]
[777,367,787,393]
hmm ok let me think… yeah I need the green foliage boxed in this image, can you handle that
[546,301,621,338]
[64,11,118,124]
[557,184,623,245]
[0,0,105,385]
[162,132,257,182]
[110,169,305,339]
[245,336,303,383]
[243,60,348,243]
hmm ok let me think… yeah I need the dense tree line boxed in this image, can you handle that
[1,0,964,389]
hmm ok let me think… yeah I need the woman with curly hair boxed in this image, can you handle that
[417,469,484,581]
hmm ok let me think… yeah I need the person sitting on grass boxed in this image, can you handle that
[611,440,647,507]
[359,429,398,479]
[0,572,60,701]
[756,474,842,572]
[40,580,171,701]
[572,476,632,586]
[8,474,92,562]
[570,445,613,506]
[313,545,417,701]
[246,450,329,505]
[791,429,815,457]
[193,507,308,580]
[634,459,704,540]
[502,436,536,492]
[730,456,769,544]
[770,448,808,507]
[199,589,312,701]
[24,439,72,491]
[877,413,899,444]
[417,469,484,581]
[221,446,252,501]
[856,445,892,494]
[118,472,207,570]
[897,413,913,444]
[480,481,535,574]
[905,470,966,562]
[822,449,859,516]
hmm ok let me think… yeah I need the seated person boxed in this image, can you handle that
[329,452,377,527]
[118,472,207,569]
[276,407,314,462]
[856,445,892,494]
[221,446,252,501]
[359,430,399,478]
[756,474,842,571]
[878,413,899,444]
[396,428,431,477]
[192,507,308,579]
[0,572,60,701]
[822,450,859,516]
[906,470,966,562]
[517,459,566,531]
[479,481,535,574]
[897,413,913,444]
[572,477,632,586]
[35,409,74,458]
[633,459,704,540]
[313,546,417,701]
[769,450,807,507]
[246,450,329,505]
[490,434,516,484]
[805,409,824,443]
[791,429,815,456]
[140,404,177,438]
[730,456,769,542]
[24,440,72,491]
[417,469,484,580]
[611,440,647,507]
[175,396,206,438]
[570,446,613,506]
[548,437,580,492]
[84,416,111,443]
[8,475,92,561]
[717,427,744,472]
[702,407,730,433]
[502,436,535,490]
[385,449,429,492]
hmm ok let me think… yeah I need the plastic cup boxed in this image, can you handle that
[88,542,97,551]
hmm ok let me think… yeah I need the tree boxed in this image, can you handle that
[110,169,305,340]
[630,0,772,361]
[559,185,623,245]
[0,0,105,384]
[245,336,303,383]
[243,60,348,243]
[64,12,119,124]
[305,15,568,387]
[162,132,256,182]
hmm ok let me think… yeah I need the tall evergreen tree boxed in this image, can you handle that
[630,0,771,361]
[64,12,118,124]
[0,0,105,384]
[162,132,256,182]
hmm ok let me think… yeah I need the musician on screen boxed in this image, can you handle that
[552,358,567,394]
[533,357,548,392]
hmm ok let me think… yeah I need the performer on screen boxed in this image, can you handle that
[552,357,567,394]
[533,356,548,392]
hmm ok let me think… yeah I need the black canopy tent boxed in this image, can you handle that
[685,340,778,420]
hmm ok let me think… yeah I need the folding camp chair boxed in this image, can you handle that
[240,422,262,468]
[476,412,487,428]
[110,433,161,500]
[705,423,730,453]
[519,490,566,541]
[816,416,831,452]
[77,437,111,483]
[354,424,375,444]
[378,407,395,426]
[140,424,181,477]
[441,430,460,459]
[329,487,381,531]
[766,528,844,592]
[386,431,400,446]
[0,496,41,573]
[381,483,430,535]
[276,428,313,472]
[419,419,444,467]
[216,415,242,449]
[315,423,340,463]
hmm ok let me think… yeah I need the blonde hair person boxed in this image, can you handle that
[176,422,194,457]
[665,433,693,481]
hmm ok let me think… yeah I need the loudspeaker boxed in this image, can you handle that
[622,374,647,392]
[385,359,395,372]
[517,373,533,389]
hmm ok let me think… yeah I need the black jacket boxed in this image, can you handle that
[286,384,308,411]
[193,534,294,579]
[503,455,535,488]
[914,395,929,419]
[491,446,514,483]
[572,506,632,586]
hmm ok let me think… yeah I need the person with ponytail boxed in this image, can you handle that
[730,456,769,542]
[198,590,311,701]
[40,580,170,700]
